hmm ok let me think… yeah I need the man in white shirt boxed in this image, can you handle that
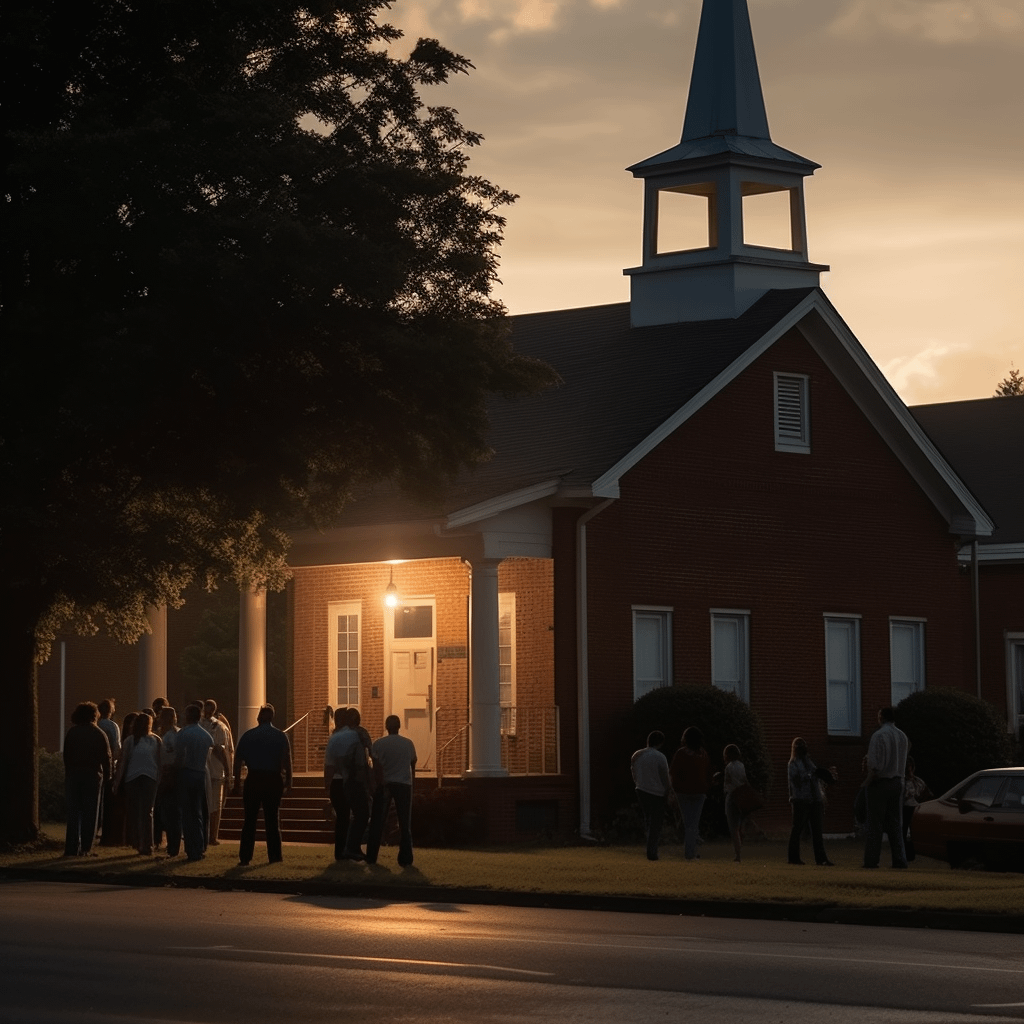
[200,699,231,845]
[862,706,909,869]
[631,731,673,862]
[366,716,417,866]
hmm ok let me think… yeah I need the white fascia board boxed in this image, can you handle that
[805,296,994,538]
[444,478,563,530]
[591,292,819,496]
[958,543,1024,564]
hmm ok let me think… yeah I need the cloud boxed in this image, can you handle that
[883,344,970,395]
[829,0,1023,44]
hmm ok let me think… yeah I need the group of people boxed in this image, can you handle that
[631,706,928,868]
[62,696,237,863]
[324,707,417,866]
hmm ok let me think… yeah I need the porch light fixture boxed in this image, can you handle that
[384,567,400,608]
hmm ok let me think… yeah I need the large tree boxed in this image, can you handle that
[1,0,554,844]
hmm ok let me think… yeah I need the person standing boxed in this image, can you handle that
[114,713,162,855]
[366,715,417,866]
[669,726,711,861]
[232,704,292,866]
[786,737,836,866]
[722,744,750,863]
[94,698,120,843]
[200,699,231,846]
[862,707,910,869]
[323,707,370,861]
[175,704,214,862]
[62,702,112,857]
[156,707,182,858]
[631,731,673,862]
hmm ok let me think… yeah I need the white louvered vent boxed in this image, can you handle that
[774,372,810,452]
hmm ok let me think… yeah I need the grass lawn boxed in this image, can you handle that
[2,825,1022,917]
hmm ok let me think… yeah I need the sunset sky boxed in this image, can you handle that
[387,0,1022,406]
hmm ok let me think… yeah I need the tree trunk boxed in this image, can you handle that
[0,604,41,846]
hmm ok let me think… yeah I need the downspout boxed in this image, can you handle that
[972,539,981,699]
[576,498,615,840]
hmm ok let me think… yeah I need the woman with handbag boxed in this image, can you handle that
[723,744,758,863]
[787,737,837,866]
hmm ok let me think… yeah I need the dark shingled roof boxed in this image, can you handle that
[334,288,815,527]
[910,396,1024,546]
[443,287,816,511]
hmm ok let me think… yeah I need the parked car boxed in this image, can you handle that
[911,767,1024,871]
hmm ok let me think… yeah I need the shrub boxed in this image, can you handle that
[624,684,772,836]
[895,688,1012,797]
[38,749,66,823]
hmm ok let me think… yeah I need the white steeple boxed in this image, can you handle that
[624,0,828,325]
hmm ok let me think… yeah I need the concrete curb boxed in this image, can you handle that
[3,867,1021,934]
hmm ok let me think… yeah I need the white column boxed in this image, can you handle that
[238,586,267,733]
[138,604,167,709]
[464,559,507,777]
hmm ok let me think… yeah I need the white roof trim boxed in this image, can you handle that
[592,292,818,497]
[958,543,1024,564]
[592,291,994,538]
[444,478,563,530]
[807,296,993,537]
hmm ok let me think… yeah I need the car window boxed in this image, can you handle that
[960,776,1004,808]
[997,775,1024,808]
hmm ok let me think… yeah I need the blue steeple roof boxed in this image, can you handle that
[629,0,818,173]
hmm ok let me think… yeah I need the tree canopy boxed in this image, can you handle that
[1,0,555,843]
[994,368,1024,397]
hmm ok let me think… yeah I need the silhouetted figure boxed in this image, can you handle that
[62,702,111,857]
[366,715,417,866]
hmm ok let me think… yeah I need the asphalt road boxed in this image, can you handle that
[2,879,1023,1023]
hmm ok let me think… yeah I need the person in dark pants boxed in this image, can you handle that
[62,702,112,857]
[786,737,837,866]
[175,704,214,862]
[233,704,292,866]
[366,715,417,866]
[630,730,673,861]
[862,707,909,869]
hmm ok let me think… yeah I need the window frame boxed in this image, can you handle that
[824,613,861,736]
[328,600,361,713]
[632,606,673,701]
[499,592,517,736]
[710,609,750,703]
[889,617,926,706]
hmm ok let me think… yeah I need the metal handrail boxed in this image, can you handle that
[282,711,312,772]
[434,721,471,787]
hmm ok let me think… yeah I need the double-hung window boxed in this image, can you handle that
[825,614,861,735]
[711,610,750,703]
[633,607,672,701]
[890,618,926,705]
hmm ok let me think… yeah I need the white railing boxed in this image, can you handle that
[434,705,560,780]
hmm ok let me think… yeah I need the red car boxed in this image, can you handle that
[911,767,1024,871]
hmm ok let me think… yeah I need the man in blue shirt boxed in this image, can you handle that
[233,704,292,866]
[175,704,214,862]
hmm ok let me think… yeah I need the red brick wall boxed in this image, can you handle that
[979,563,1024,730]
[583,327,974,832]
[289,556,556,772]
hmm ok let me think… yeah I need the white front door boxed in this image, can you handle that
[387,601,435,770]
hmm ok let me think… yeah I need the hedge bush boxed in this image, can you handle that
[624,685,772,836]
[38,749,66,823]
[894,688,1012,797]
